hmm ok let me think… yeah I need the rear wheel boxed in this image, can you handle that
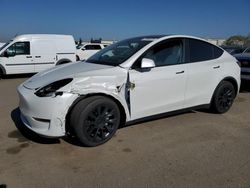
[57,61,71,65]
[76,55,80,61]
[0,69,3,79]
[70,96,120,146]
[211,81,236,114]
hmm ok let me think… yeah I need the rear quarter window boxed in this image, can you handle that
[187,39,223,63]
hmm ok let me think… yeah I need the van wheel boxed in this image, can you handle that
[0,69,3,79]
[210,81,235,114]
[57,61,70,65]
[70,96,120,147]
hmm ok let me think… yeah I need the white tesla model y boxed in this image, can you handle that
[18,35,240,146]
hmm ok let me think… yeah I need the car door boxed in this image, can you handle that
[32,39,56,72]
[184,38,224,108]
[2,42,34,74]
[129,39,187,120]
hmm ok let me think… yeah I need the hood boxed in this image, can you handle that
[23,62,114,89]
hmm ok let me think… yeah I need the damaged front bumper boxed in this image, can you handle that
[17,84,78,137]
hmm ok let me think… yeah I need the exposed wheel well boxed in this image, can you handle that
[65,93,127,134]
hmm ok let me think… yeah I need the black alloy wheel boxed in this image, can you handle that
[211,81,236,114]
[70,96,120,146]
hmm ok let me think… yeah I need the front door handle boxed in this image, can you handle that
[26,56,32,58]
[35,56,41,58]
[176,70,184,74]
[213,65,220,69]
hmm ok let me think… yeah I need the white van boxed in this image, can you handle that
[0,34,76,77]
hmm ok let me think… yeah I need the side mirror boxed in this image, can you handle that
[3,51,9,58]
[141,58,155,69]
[81,47,86,51]
[3,50,15,57]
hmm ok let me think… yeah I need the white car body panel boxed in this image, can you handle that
[129,63,187,120]
[17,35,241,138]
[0,34,76,75]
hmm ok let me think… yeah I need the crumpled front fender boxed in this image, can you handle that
[69,68,131,121]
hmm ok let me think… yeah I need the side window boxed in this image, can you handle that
[133,39,183,68]
[6,42,30,56]
[187,39,223,62]
[94,45,102,50]
[84,45,102,50]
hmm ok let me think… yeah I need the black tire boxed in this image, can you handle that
[70,96,120,146]
[0,69,3,79]
[57,61,71,65]
[76,55,80,61]
[210,81,236,114]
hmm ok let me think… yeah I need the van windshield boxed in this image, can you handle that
[86,37,155,66]
[0,42,10,51]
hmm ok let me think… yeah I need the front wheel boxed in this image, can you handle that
[70,96,120,146]
[210,81,236,114]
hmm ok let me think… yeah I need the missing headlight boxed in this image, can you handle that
[35,78,73,97]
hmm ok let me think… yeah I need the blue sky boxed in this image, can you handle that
[0,0,249,42]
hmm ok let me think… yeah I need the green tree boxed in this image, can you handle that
[224,35,250,46]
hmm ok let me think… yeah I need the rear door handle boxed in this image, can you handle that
[26,56,32,58]
[213,65,220,69]
[176,71,185,74]
[35,56,41,58]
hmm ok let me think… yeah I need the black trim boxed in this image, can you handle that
[5,62,54,66]
[126,104,210,126]
[33,117,50,123]
[56,53,75,55]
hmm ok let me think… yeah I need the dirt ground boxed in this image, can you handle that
[0,76,250,188]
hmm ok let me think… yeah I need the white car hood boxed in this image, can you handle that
[23,62,116,89]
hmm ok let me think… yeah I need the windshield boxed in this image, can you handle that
[0,42,10,52]
[243,46,250,53]
[86,37,155,66]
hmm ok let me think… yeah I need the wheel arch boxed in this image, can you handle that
[65,93,128,134]
[56,58,72,65]
[0,64,6,75]
[221,76,238,94]
[210,76,239,104]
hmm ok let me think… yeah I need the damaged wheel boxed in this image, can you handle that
[70,96,120,147]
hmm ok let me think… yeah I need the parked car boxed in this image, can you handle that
[18,35,240,146]
[76,43,108,61]
[221,46,245,55]
[234,53,250,80]
[0,34,76,77]
[243,46,250,54]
